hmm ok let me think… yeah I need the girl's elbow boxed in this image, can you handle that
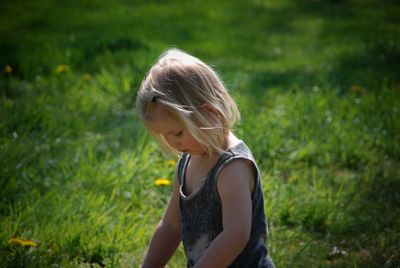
[240,232,251,248]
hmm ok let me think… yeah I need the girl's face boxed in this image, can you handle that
[146,105,205,155]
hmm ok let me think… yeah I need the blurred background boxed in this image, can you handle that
[1,0,399,267]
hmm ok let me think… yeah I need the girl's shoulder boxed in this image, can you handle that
[223,140,257,167]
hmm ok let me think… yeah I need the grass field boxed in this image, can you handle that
[1,0,399,267]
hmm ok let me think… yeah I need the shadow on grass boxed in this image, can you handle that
[243,0,400,97]
[341,162,400,265]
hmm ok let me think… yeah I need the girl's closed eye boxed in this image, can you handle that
[174,131,183,137]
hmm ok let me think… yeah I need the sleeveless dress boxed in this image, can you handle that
[177,141,275,267]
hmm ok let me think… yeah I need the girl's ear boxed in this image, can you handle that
[201,103,221,118]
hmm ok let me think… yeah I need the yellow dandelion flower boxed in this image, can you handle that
[351,85,364,94]
[9,237,38,248]
[21,240,37,247]
[55,64,70,74]
[4,65,13,74]
[9,238,23,245]
[155,178,171,186]
[83,73,91,81]
[166,160,176,166]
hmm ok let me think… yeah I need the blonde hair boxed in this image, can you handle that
[136,48,240,156]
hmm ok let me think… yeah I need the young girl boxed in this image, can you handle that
[136,49,275,268]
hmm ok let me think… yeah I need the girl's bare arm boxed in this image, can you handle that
[194,159,254,268]
[141,173,182,268]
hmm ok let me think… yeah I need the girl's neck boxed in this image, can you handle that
[225,131,241,150]
[191,132,241,161]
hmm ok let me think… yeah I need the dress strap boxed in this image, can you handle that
[177,153,190,186]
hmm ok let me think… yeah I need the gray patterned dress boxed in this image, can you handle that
[177,141,275,267]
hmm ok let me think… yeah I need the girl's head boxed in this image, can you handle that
[136,48,240,156]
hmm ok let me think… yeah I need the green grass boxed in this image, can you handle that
[1,0,399,267]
